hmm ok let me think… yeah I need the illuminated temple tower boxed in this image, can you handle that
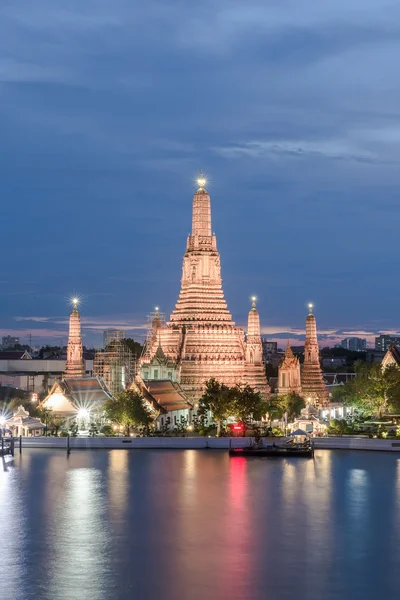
[300,304,329,407]
[278,340,302,396]
[142,175,269,399]
[64,299,85,379]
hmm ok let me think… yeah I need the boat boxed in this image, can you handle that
[229,442,314,458]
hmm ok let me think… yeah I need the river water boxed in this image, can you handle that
[1,448,399,600]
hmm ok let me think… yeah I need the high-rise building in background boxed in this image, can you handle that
[104,329,124,348]
[375,334,400,352]
[340,337,367,351]
[140,175,269,400]
[300,305,329,407]
[2,335,20,348]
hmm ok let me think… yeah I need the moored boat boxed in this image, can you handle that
[229,443,314,458]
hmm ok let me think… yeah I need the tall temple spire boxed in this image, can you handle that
[148,179,269,399]
[247,297,261,338]
[64,299,85,379]
[191,172,212,238]
[300,304,329,406]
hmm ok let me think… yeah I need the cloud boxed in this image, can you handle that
[214,139,376,163]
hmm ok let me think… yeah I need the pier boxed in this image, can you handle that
[0,436,15,457]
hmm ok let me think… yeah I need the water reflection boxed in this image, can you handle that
[48,468,110,600]
[108,450,128,515]
[5,449,400,600]
[0,461,25,597]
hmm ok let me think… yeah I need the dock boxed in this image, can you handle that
[0,436,16,457]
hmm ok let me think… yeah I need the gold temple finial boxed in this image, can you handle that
[197,171,206,189]
[308,303,314,314]
[251,296,257,308]
[72,297,79,310]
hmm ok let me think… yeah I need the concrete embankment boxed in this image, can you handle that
[18,436,400,452]
[313,437,400,452]
[19,436,251,450]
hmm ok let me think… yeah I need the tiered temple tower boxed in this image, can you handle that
[245,298,270,395]
[144,175,269,399]
[300,304,329,407]
[64,299,85,379]
[278,340,302,396]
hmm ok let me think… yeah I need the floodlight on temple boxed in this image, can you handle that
[197,172,207,189]
[251,296,257,308]
[308,303,314,314]
[70,295,81,309]
[77,407,90,420]
[0,415,6,426]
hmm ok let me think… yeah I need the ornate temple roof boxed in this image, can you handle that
[42,377,112,414]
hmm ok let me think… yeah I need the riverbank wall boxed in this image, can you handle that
[16,436,400,452]
[19,436,250,450]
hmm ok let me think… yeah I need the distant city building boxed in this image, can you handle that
[104,329,124,348]
[262,340,277,358]
[2,335,20,348]
[366,349,386,363]
[340,337,367,352]
[321,356,347,369]
[375,335,400,352]
[291,346,305,355]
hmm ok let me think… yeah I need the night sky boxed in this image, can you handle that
[1,1,400,348]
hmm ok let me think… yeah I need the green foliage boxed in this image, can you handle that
[69,422,79,437]
[122,338,143,357]
[231,384,267,426]
[7,397,41,418]
[47,414,66,437]
[276,393,305,422]
[272,426,284,437]
[328,419,348,436]
[104,390,154,436]
[198,378,267,436]
[331,361,400,418]
[198,378,235,436]
[100,424,114,436]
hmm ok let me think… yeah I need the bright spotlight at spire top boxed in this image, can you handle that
[197,172,206,189]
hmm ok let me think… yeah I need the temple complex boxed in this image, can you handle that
[64,299,85,379]
[300,304,329,407]
[140,175,269,400]
[278,340,302,396]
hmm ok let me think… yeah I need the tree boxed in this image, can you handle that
[277,393,305,422]
[104,390,154,436]
[47,414,66,437]
[331,361,400,418]
[123,338,143,358]
[328,418,348,437]
[7,397,41,418]
[198,378,234,436]
[231,384,267,432]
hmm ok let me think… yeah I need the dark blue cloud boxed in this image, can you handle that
[1,0,400,346]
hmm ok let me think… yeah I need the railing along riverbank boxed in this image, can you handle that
[16,436,400,452]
